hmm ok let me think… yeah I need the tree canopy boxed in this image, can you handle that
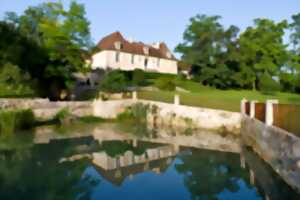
[177,14,300,94]
[1,1,92,99]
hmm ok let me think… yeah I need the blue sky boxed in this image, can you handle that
[1,0,299,54]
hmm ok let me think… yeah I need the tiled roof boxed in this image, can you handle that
[96,31,177,61]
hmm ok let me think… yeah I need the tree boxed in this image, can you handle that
[239,19,289,90]
[289,13,300,93]
[3,1,92,99]
[176,15,240,89]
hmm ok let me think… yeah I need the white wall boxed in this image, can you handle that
[91,50,178,74]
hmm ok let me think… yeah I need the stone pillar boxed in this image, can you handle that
[250,169,255,185]
[174,94,180,105]
[132,139,138,147]
[132,91,137,101]
[240,98,248,115]
[265,100,279,126]
[240,154,246,169]
[250,100,257,118]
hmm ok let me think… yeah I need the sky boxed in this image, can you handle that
[1,0,300,55]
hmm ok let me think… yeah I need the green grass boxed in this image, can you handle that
[138,80,300,112]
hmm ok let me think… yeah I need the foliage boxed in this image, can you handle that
[154,77,176,91]
[54,107,72,123]
[2,1,92,99]
[176,14,299,93]
[176,14,240,89]
[132,69,145,86]
[0,63,35,97]
[78,116,105,123]
[0,109,35,134]
[239,18,288,90]
[258,72,281,95]
[100,70,127,93]
[117,103,149,123]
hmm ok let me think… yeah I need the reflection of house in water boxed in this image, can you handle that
[92,144,179,186]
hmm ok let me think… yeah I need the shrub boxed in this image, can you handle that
[54,107,71,122]
[154,77,176,91]
[100,70,127,93]
[117,103,149,123]
[15,109,35,130]
[259,72,281,95]
[132,69,145,86]
[0,109,35,134]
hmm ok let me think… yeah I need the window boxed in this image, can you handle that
[157,58,160,67]
[144,58,148,68]
[143,47,149,55]
[114,41,122,50]
[115,52,120,62]
[131,54,135,64]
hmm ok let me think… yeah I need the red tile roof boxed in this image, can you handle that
[96,31,177,61]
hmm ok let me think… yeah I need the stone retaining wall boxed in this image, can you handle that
[241,116,300,192]
[0,98,93,120]
[92,99,241,134]
[0,98,241,134]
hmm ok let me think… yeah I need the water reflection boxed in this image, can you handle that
[0,124,298,200]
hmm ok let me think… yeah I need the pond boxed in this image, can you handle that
[0,123,299,200]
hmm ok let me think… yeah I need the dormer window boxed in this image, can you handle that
[114,41,123,50]
[166,51,172,59]
[143,47,149,55]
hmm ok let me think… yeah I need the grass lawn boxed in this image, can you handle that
[138,80,300,112]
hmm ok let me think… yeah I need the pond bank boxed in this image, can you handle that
[0,98,241,135]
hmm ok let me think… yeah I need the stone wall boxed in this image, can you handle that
[0,98,241,134]
[92,99,241,135]
[0,98,93,120]
[241,116,300,192]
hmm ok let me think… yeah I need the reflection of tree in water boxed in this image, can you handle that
[175,148,251,200]
[0,136,100,200]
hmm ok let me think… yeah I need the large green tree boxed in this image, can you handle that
[3,1,92,99]
[176,15,241,89]
[236,19,288,90]
[288,13,300,93]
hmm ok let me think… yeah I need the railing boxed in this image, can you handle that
[241,99,300,137]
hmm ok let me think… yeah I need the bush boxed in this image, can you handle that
[100,70,127,93]
[54,107,71,122]
[0,109,35,134]
[154,77,176,91]
[117,103,149,123]
[259,72,281,95]
[132,69,145,86]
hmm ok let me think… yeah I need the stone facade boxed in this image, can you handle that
[241,116,300,192]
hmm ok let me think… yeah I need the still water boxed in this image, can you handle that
[0,123,299,200]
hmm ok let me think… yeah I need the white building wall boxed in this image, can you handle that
[91,51,107,70]
[91,50,178,74]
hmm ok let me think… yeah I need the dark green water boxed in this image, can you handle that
[0,125,299,200]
